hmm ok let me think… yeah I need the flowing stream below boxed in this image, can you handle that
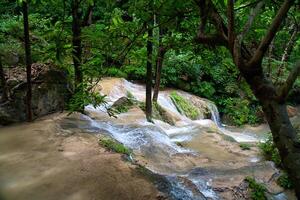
[0,77,298,200]
[77,78,296,200]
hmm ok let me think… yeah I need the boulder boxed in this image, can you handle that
[0,63,70,125]
[287,105,298,118]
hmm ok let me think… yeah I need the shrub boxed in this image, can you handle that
[123,65,146,80]
[219,97,261,126]
[277,172,293,189]
[104,67,127,78]
[245,177,267,200]
[170,91,200,120]
[258,133,281,166]
[68,83,106,113]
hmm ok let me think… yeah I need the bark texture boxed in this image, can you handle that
[0,57,8,102]
[146,25,153,121]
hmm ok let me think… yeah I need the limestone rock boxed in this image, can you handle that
[0,63,70,125]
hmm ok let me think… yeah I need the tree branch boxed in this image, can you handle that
[278,61,300,100]
[227,0,234,51]
[249,0,294,66]
[195,32,228,47]
[239,1,264,42]
[275,25,298,83]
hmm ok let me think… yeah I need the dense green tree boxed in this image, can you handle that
[194,0,300,196]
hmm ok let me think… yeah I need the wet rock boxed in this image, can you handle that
[112,96,133,108]
[0,63,70,125]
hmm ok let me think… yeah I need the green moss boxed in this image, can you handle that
[170,91,200,120]
[277,172,293,189]
[245,176,267,200]
[99,137,131,156]
[239,143,251,150]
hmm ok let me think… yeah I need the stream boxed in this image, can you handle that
[72,78,295,200]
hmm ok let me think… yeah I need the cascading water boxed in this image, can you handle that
[206,102,222,127]
[83,78,290,200]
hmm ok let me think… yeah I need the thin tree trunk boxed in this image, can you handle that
[22,1,32,121]
[82,4,93,27]
[146,24,153,121]
[72,0,83,89]
[153,26,166,102]
[261,100,300,198]
[0,56,8,102]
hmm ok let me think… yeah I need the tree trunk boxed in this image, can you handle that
[261,100,300,198]
[241,65,300,198]
[22,1,32,121]
[72,0,83,89]
[152,27,166,102]
[146,24,153,122]
[82,5,93,27]
[0,56,8,102]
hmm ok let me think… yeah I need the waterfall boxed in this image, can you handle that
[86,78,265,200]
[206,102,222,127]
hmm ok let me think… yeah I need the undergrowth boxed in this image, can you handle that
[245,177,267,200]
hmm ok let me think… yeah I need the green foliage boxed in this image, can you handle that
[170,91,200,120]
[245,177,267,200]
[190,81,215,99]
[123,65,146,80]
[99,137,131,156]
[219,97,261,126]
[68,83,106,113]
[105,67,127,78]
[277,172,293,189]
[239,143,251,150]
[258,133,281,166]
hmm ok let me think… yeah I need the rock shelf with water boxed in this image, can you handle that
[0,78,297,200]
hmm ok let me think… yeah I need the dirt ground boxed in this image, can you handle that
[0,114,160,200]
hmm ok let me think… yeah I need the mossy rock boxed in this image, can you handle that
[99,136,131,156]
[152,102,175,125]
[109,96,135,114]
[170,91,200,120]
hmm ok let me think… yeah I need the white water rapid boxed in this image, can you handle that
[81,78,292,200]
